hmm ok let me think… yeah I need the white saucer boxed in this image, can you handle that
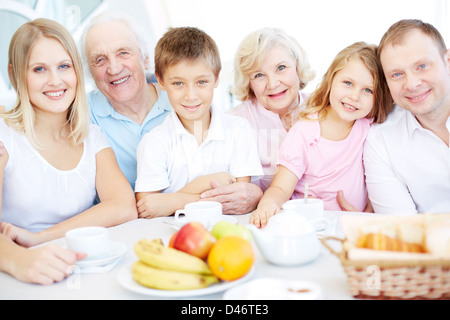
[171,215,237,230]
[223,278,323,300]
[77,241,126,268]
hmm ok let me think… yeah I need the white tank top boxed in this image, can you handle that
[0,119,110,232]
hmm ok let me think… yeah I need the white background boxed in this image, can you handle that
[0,0,449,111]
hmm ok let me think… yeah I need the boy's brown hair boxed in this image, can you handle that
[154,27,221,81]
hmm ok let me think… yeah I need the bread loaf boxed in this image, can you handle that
[356,222,425,253]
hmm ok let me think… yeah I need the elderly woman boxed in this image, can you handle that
[200,28,314,211]
[231,28,315,191]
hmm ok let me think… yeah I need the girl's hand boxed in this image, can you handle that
[249,203,279,228]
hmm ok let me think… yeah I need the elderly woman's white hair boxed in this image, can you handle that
[233,27,315,102]
[80,11,150,76]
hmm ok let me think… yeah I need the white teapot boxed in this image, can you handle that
[247,211,320,266]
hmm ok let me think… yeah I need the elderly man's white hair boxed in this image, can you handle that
[80,11,150,75]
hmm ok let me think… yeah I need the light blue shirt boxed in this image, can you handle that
[88,86,172,190]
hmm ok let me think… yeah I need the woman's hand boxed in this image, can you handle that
[0,222,43,247]
[9,243,86,285]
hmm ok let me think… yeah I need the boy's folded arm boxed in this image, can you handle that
[136,191,200,218]
[135,191,155,202]
[179,172,236,194]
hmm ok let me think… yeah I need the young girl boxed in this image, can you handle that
[0,19,136,247]
[250,42,393,228]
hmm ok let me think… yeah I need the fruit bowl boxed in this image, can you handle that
[116,264,254,298]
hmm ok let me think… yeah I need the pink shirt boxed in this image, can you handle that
[229,92,308,191]
[278,117,373,211]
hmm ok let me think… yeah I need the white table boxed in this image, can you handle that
[0,212,357,300]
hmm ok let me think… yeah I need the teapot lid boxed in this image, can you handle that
[268,211,314,235]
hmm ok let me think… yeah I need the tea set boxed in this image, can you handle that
[248,197,335,267]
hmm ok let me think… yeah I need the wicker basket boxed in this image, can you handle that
[322,236,450,300]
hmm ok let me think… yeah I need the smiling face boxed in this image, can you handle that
[26,37,77,115]
[85,20,149,108]
[380,29,450,120]
[157,59,218,132]
[328,57,374,124]
[249,46,300,116]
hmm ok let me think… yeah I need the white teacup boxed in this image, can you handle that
[65,226,110,260]
[282,199,329,234]
[174,201,222,229]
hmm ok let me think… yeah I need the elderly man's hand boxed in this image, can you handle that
[200,181,263,215]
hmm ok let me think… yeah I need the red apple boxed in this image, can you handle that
[168,231,178,248]
[173,222,216,259]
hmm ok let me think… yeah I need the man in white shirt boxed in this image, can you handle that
[363,19,450,214]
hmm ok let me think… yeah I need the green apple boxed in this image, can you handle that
[211,220,252,242]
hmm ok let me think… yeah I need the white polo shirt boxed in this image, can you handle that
[363,105,450,214]
[135,107,263,193]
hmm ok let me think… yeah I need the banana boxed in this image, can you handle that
[132,261,219,290]
[134,238,213,275]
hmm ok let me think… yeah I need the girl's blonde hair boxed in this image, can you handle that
[233,27,315,102]
[299,42,393,124]
[4,18,89,147]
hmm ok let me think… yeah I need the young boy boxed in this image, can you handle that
[135,27,263,218]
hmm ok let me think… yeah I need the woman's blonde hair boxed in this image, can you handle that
[299,42,393,124]
[233,27,315,102]
[4,18,89,147]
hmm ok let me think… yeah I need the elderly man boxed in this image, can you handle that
[82,12,261,215]
[82,12,171,191]
[363,19,450,214]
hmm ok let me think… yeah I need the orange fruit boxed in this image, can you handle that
[207,236,254,281]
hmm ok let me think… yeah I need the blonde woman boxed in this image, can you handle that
[0,19,136,248]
